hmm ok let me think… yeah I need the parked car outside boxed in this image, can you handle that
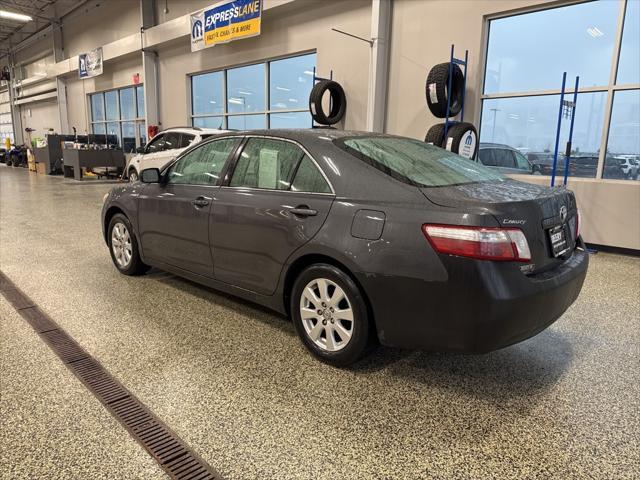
[125,126,227,181]
[102,130,588,366]
[477,143,539,175]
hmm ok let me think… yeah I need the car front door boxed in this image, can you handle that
[137,137,241,276]
[212,137,335,295]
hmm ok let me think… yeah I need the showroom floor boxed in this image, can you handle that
[1,166,638,479]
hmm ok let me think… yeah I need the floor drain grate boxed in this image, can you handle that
[0,271,221,480]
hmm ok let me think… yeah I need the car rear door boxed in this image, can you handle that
[137,137,241,276]
[211,136,335,295]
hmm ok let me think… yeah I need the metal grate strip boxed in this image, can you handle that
[0,271,221,480]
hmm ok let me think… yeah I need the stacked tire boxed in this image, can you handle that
[424,62,478,160]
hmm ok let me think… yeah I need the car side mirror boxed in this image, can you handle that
[136,146,145,154]
[140,168,161,183]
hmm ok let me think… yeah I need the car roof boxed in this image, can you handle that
[162,127,228,135]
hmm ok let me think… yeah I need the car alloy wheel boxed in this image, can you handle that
[299,278,354,352]
[129,170,139,182]
[111,222,132,268]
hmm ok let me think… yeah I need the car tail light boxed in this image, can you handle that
[422,224,531,262]
[576,209,581,239]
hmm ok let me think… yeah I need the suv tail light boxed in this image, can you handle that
[576,209,581,239]
[422,224,531,262]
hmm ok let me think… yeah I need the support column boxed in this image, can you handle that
[366,0,391,133]
[52,21,69,134]
[8,54,23,145]
[141,0,160,130]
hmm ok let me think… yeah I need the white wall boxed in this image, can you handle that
[19,100,60,138]
[156,0,371,130]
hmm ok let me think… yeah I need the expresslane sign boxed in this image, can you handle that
[190,0,261,52]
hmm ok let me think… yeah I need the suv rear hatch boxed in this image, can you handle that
[421,179,579,273]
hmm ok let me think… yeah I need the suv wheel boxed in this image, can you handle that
[108,214,149,275]
[291,264,374,366]
[128,169,139,182]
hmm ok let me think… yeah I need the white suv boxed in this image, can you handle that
[126,127,227,181]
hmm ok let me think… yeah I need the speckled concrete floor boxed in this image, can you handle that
[1,165,639,479]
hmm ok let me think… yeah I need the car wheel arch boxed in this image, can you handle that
[282,253,377,339]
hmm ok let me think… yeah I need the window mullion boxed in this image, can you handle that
[597,0,628,179]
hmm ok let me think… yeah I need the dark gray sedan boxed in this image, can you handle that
[102,129,588,366]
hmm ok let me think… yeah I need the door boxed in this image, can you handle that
[145,131,182,171]
[137,137,241,276]
[133,133,165,173]
[212,137,335,295]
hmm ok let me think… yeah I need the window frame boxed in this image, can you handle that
[221,135,335,195]
[188,51,316,130]
[477,0,640,181]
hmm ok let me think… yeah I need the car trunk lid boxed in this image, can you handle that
[421,179,579,272]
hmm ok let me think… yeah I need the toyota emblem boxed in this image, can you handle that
[559,205,567,222]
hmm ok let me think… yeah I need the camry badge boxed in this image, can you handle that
[560,205,567,222]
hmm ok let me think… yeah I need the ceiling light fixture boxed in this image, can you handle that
[0,10,33,22]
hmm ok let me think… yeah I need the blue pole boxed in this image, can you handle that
[550,72,567,187]
[460,49,468,122]
[444,44,455,139]
[563,76,580,186]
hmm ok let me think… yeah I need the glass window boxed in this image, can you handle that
[479,92,607,178]
[194,116,224,129]
[190,54,315,129]
[603,89,640,180]
[91,94,105,121]
[167,138,240,185]
[105,90,119,121]
[485,1,619,94]
[291,156,331,193]
[163,132,181,151]
[136,86,145,118]
[270,111,312,128]
[90,86,144,149]
[120,88,135,120]
[192,71,223,116]
[106,122,120,146]
[138,123,147,147]
[617,0,640,85]
[180,134,196,148]
[227,63,265,114]
[146,134,165,153]
[514,151,531,171]
[270,54,316,110]
[230,138,305,189]
[227,114,266,130]
[122,122,136,153]
[337,137,504,187]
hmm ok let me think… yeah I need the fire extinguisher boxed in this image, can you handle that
[147,125,159,139]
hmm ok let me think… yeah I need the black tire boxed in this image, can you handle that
[443,122,478,159]
[424,123,446,147]
[107,213,149,276]
[309,80,347,125]
[425,62,465,118]
[128,168,139,182]
[291,263,374,366]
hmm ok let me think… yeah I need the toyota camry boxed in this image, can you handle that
[101,129,588,366]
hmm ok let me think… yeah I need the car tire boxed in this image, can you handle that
[443,122,478,159]
[291,263,374,367]
[128,168,139,182]
[424,123,446,147]
[107,213,149,276]
[425,62,465,118]
[309,79,347,125]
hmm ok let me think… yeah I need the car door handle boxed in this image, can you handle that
[191,196,210,208]
[289,206,318,217]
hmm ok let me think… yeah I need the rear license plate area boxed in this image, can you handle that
[549,225,569,257]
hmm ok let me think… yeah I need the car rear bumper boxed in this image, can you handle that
[357,244,589,352]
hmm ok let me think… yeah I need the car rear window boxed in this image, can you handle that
[336,136,505,187]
